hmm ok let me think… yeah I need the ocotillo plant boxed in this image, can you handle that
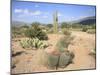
[53,11,58,33]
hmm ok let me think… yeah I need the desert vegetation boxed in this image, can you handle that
[11,5,96,74]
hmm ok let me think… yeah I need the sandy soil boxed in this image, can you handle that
[11,31,96,74]
[58,31,96,71]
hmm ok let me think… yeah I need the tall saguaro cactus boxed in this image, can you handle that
[53,11,58,33]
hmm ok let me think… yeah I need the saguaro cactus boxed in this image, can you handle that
[53,11,58,33]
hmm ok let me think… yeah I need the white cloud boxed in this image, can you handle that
[14,8,52,19]
[17,14,25,18]
[14,8,42,18]
[80,16,88,19]
[42,15,48,18]
[31,10,41,16]
[71,17,75,19]
[58,13,63,17]
[14,9,22,13]
[23,9,29,14]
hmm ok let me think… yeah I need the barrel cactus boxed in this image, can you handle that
[46,53,59,69]
[58,51,74,68]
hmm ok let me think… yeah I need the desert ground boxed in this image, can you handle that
[11,31,96,74]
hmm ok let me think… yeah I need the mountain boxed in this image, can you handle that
[74,16,96,25]
[11,21,30,27]
[12,16,96,27]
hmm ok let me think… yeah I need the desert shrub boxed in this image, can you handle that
[87,29,96,34]
[24,26,48,40]
[31,22,40,27]
[71,24,82,28]
[46,24,53,28]
[62,28,71,36]
[82,27,88,32]
[89,47,96,58]
[21,25,29,29]
[12,30,22,38]
[91,25,96,29]
[61,22,70,28]
[24,28,35,38]
[12,58,19,69]
[20,38,49,49]
[37,31,48,40]
[58,51,74,68]
[56,37,68,52]
[56,36,73,53]
[47,28,54,34]
[92,48,96,54]
[12,26,24,38]
[33,50,48,66]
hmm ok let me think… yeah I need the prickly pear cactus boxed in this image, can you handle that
[20,38,49,49]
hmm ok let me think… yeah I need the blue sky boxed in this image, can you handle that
[12,0,96,24]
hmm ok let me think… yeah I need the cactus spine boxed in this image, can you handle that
[53,11,58,33]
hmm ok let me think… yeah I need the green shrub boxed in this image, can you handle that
[24,25,48,40]
[62,28,71,36]
[12,58,19,69]
[58,51,74,68]
[87,29,96,34]
[91,25,96,29]
[37,31,48,40]
[89,47,96,58]
[12,26,25,38]
[56,38,68,52]
[20,38,49,49]
[46,24,53,28]
[82,27,88,32]
[61,22,70,28]
[56,36,73,52]
[47,28,54,34]
[91,47,96,55]
[24,28,35,38]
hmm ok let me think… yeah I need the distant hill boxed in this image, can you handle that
[74,16,96,25]
[11,21,30,27]
[12,16,96,27]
